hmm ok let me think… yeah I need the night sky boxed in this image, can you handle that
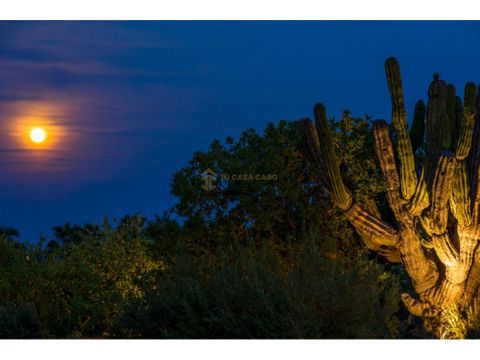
[1,21,479,241]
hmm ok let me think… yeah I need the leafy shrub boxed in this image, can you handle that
[34,217,164,338]
[114,238,401,339]
[0,303,43,338]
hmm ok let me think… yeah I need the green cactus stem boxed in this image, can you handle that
[450,161,472,226]
[430,152,456,234]
[410,100,425,153]
[455,83,476,160]
[385,57,417,200]
[299,104,352,210]
[426,74,449,157]
[406,166,429,216]
[312,104,353,210]
[373,120,402,217]
[432,233,459,268]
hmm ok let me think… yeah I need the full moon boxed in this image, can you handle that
[30,127,47,143]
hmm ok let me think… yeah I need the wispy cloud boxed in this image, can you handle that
[0,21,220,188]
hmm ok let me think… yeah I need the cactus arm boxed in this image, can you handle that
[401,293,427,317]
[430,153,456,234]
[438,227,479,286]
[453,230,478,284]
[362,195,382,219]
[410,100,425,153]
[455,96,464,128]
[455,96,464,145]
[300,112,399,251]
[344,202,399,247]
[446,85,456,125]
[463,82,477,118]
[468,85,480,223]
[464,244,480,302]
[300,119,328,186]
[373,120,404,218]
[432,233,459,268]
[426,75,449,165]
[406,166,430,216]
[449,161,472,227]
[306,104,353,210]
[455,83,476,160]
[455,112,473,160]
[469,85,480,187]
[377,246,402,263]
[385,57,417,200]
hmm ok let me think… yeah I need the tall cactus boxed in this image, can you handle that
[301,57,480,338]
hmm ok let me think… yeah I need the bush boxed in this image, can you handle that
[34,217,164,338]
[114,238,401,339]
[0,303,43,339]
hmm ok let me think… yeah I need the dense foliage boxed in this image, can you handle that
[0,115,446,338]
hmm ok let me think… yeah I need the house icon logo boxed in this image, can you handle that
[201,168,217,192]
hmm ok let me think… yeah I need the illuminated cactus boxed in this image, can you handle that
[301,57,480,338]
[302,104,352,210]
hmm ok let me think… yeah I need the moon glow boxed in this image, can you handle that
[30,127,47,144]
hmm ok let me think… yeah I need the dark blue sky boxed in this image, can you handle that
[0,21,479,241]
